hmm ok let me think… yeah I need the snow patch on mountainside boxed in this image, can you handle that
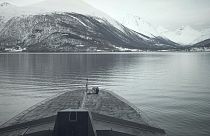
[27,0,109,18]
[0,0,112,21]
[0,0,124,33]
[27,0,126,32]
[120,14,160,38]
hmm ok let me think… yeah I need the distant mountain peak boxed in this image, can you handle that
[120,14,159,38]
[160,25,202,45]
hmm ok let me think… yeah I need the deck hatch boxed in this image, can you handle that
[69,112,77,121]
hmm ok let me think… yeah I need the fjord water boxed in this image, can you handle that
[0,53,210,136]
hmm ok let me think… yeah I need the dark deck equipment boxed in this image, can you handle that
[53,109,96,136]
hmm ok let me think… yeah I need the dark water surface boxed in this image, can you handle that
[0,52,210,136]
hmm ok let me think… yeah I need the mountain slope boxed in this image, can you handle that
[28,0,106,17]
[0,2,21,30]
[0,2,20,18]
[189,38,210,51]
[120,15,160,38]
[193,39,210,47]
[0,0,110,29]
[119,15,210,46]
[0,13,180,52]
[0,0,124,36]
[160,26,201,45]
[192,28,210,44]
[0,0,181,52]
[159,26,210,45]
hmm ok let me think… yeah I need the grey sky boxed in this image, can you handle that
[0,0,44,6]
[84,0,210,30]
[1,0,210,29]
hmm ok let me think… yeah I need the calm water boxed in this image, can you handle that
[0,52,210,136]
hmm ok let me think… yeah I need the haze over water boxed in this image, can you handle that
[0,52,210,136]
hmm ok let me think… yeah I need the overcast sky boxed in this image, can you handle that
[1,0,210,30]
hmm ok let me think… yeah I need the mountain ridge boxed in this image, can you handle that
[118,14,210,46]
[0,12,180,52]
[0,1,209,52]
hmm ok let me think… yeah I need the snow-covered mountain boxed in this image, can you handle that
[0,1,42,30]
[118,14,210,46]
[0,0,210,51]
[0,2,21,29]
[120,14,160,38]
[0,0,109,19]
[160,26,201,45]
[0,0,185,52]
[0,2,21,18]
[26,0,124,31]
[192,28,210,44]
[0,0,124,32]
[28,0,107,17]
[0,12,180,52]
[160,26,210,45]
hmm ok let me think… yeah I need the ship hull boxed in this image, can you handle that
[0,89,166,136]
